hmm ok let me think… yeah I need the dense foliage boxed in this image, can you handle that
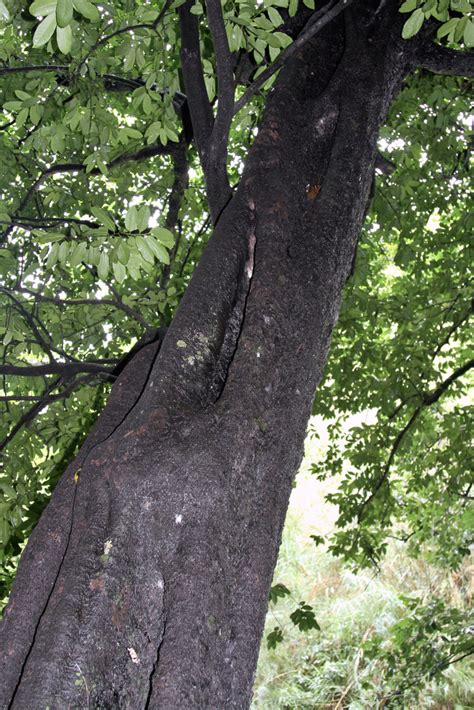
[0,0,472,702]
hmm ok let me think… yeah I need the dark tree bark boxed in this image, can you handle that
[0,5,426,708]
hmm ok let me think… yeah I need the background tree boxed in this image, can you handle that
[0,0,472,707]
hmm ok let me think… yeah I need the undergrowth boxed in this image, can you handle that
[252,432,474,709]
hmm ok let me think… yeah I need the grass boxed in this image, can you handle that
[252,424,474,709]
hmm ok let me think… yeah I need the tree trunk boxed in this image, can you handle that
[1,7,409,708]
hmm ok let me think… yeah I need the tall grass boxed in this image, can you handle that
[252,429,474,709]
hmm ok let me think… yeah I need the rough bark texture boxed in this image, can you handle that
[1,5,412,708]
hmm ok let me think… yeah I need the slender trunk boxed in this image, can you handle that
[1,8,410,708]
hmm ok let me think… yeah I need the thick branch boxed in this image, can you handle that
[178,1,214,165]
[205,0,234,215]
[159,140,189,291]
[416,42,474,78]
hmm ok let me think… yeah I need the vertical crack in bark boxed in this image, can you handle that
[8,479,80,709]
[6,338,163,707]
[82,337,163,462]
[144,581,167,708]
[206,201,257,404]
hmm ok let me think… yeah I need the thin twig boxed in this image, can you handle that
[233,0,353,114]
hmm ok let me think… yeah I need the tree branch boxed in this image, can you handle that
[205,0,234,216]
[0,373,109,403]
[358,357,474,520]
[75,0,174,73]
[4,215,100,229]
[0,64,69,76]
[1,143,176,244]
[416,42,474,78]
[0,377,62,453]
[233,0,354,114]
[159,139,190,292]
[431,305,472,361]
[387,304,472,421]
[0,362,116,377]
[178,1,214,166]
[422,357,474,406]
[14,286,152,330]
[0,288,55,362]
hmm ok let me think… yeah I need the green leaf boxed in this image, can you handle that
[97,251,109,279]
[269,583,291,604]
[290,602,320,632]
[58,240,70,263]
[70,241,88,266]
[91,207,115,231]
[273,31,292,48]
[267,6,282,26]
[401,8,425,39]
[0,1,10,20]
[29,104,44,124]
[56,0,72,26]
[15,90,31,101]
[151,226,174,249]
[35,231,65,244]
[464,19,474,47]
[112,261,126,283]
[266,627,283,649]
[72,0,99,22]
[135,236,155,264]
[136,205,150,233]
[117,242,130,265]
[437,17,459,38]
[29,0,57,17]
[147,239,170,264]
[16,108,29,127]
[56,23,72,53]
[3,101,23,111]
[33,12,57,47]
[88,245,99,265]
[454,15,467,42]
[46,242,60,268]
[190,1,203,15]
[399,0,417,11]
[124,205,138,232]
[3,331,13,346]
[165,127,179,142]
